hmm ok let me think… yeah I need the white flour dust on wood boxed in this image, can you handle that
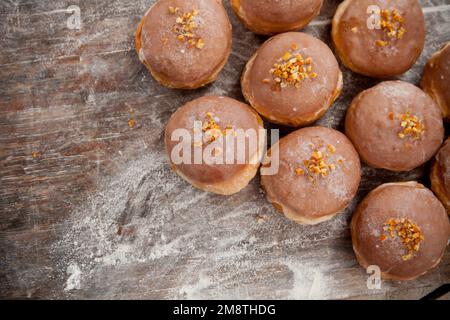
[64,263,82,291]
[49,143,370,299]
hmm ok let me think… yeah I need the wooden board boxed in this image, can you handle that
[0,0,449,299]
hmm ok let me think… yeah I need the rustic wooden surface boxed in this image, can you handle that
[1,0,449,300]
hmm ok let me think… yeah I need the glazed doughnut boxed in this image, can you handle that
[345,81,444,172]
[332,0,425,78]
[421,42,450,120]
[351,182,450,281]
[135,0,232,89]
[242,32,343,127]
[261,126,361,225]
[431,138,450,213]
[165,96,266,195]
[230,0,323,35]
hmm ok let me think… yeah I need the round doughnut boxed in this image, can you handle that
[431,138,450,213]
[421,42,450,120]
[351,182,450,281]
[261,126,361,225]
[332,0,425,78]
[345,81,444,172]
[165,96,266,195]
[135,0,232,89]
[241,32,343,127]
[230,0,323,35]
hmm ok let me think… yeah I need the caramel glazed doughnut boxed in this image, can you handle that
[421,42,450,120]
[345,81,444,172]
[165,96,266,195]
[332,0,425,78]
[351,182,450,281]
[230,0,323,35]
[135,0,232,89]
[431,138,450,213]
[261,126,361,225]
[242,32,343,127]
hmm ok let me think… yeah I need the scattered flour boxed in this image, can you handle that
[64,263,82,291]
[49,144,354,299]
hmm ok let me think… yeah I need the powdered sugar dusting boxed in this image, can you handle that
[64,264,82,291]
[49,140,365,299]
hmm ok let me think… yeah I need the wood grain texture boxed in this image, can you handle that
[0,0,449,299]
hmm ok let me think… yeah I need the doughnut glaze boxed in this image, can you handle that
[242,32,342,127]
[431,138,450,213]
[165,96,265,195]
[231,0,323,35]
[421,42,450,120]
[136,0,232,89]
[332,0,425,78]
[345,81,444,172]
[261,126,361,225]
[351,182,450,280]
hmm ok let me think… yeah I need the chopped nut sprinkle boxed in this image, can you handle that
[268,43,317,89]
[327,144,336,154]
[387,112,394,120]
[170,7,204,49]
[195,38,205,49]
[375,40,388,47]
[212,147,222,156]
[128,118,136,128]
[168,6,179,14]
[376,9,406,47]
[295,144,341,181]
[397,111,425,140]
[195,112,235,145]
[127,108,136,128]
[381,218,424,261]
